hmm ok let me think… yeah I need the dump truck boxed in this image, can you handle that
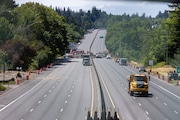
[82,54,91,66]
[119,58,127,66]
[127,74,148,96]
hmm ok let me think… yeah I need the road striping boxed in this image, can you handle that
[174,111,179,114]
[60,108,63,112]
[145,111,149,115]
[38,101,41,104]
[98,70,121,118]
[164,103,167,106]
[0,81,42,112]
[151,82,180,99]
[90,66,94,117]
[29,108,34,112]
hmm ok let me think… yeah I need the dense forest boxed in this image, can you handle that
[106,3,180,67]
[0,0,179,71]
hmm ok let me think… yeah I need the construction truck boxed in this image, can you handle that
[82,54,91,66]
[127,74,148,96]
[119,58,127,66]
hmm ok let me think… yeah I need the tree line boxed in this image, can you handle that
[0,0,103,71]
[105,3,180,67]
[0,0,179,71]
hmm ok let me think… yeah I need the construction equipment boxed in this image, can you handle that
[127,74,148,96]
[82,54,91,66]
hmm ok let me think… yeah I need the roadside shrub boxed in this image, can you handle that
[0,84,6,91]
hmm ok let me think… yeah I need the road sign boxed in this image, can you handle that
[176,66,180,73]
[149,60,153,66]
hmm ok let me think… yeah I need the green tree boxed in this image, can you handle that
[0,17,14,45]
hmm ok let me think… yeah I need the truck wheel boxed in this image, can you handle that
[130,91,133,96]
[143,92,148,96]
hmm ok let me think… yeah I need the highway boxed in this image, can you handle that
[0,29,180,120]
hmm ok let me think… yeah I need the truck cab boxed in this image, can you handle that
[127,74,148,96]
[82,54,91,66]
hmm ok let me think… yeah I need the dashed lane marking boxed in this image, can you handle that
[0,81,42,112]
[30,108,34,112]
[145,111,149,115]
[174,111,179,114]
[60,108,63,112]
[38,101,41,104]
[151,82,180,99]
[164,103,167,106]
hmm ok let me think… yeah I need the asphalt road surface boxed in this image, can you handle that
[0,29,180,120]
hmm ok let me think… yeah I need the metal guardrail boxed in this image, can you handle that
[87,30,120,120]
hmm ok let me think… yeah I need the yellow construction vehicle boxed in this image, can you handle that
[127,74,148,96]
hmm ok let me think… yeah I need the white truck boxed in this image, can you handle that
[119,58,127,66]
[82,54,91,66]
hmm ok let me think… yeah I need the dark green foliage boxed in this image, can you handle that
[0,84,6,91]
[1,38,36,70]
[0,0,179,70]
[105,3,180,66]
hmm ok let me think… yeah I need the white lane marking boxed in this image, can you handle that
[145,111,149,115]
[38,101,41,104]
[155,97,158,99]
[49,90,52,93]
[70,90,73,92]
[98,70,120,118]
[65,101,67,104]
[68,94,70,97]
[60,108,63,112]
[30,109,34,112]
[90,66,94,118]
[164,103,167,106]
[133,97,136,99]
[44,95,47,98]
[0,81,42,112]
[138,103,142,106]
[151,82,180,99]
[174,111,179,114]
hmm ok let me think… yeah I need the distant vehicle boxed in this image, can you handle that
[106,55,111,59]
[119,58,127,65]
[127,74,148,96]
[95,52,105,58]
[99,36,104,38]
[82,54,91,66]
[139,66,146,72]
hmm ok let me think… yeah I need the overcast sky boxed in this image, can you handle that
[15,0,171,17]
